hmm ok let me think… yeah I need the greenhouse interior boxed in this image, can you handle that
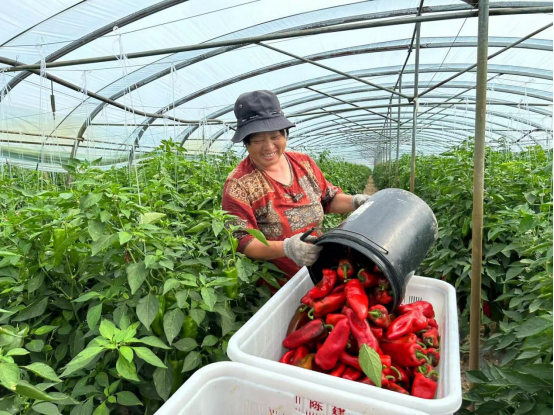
[0,1,551,414]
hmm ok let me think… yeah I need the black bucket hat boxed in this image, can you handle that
[231,90,295,143]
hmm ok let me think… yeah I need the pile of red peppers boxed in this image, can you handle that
[280,259,441,400]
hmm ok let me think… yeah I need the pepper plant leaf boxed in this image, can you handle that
[359,344,382,387]
[132,347,167,368]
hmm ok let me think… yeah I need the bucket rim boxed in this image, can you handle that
[311,233,408,310]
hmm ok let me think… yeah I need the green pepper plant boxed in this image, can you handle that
[0,141,282,414]
[373,140,552,414]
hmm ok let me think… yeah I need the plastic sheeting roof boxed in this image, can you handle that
[0,0,552,168]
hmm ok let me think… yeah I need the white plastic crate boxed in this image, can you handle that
[156,361,428,415]
[228,268,461,415]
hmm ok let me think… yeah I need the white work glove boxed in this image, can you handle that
[283,233,322,267]
[351,194,371,210]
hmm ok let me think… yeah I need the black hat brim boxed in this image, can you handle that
[231,115,295,143]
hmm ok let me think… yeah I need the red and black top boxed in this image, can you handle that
[222,151,342,279]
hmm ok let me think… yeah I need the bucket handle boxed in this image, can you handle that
[300,227,389,255]
[299,227,318,242]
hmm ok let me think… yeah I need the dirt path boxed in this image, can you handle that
[364,176,379,196]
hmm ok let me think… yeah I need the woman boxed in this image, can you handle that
[222,90,370,280]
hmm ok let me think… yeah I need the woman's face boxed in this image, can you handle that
[246,130,287,169]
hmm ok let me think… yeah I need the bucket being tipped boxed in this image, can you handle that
[305,188,439,310]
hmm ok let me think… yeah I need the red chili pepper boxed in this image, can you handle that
[315,319,350,371]
[380,354,392,376]
[296,353,316,370]
[301,291,314,307]
[279,349,295,364]
[326,313,347,326]
[360,374,390,389]
[342,307,379,352]
[337,259,354,281]
[367,293,378,308]
[287,305,311,336]
[387,381,410,395]
[345,279,368,320]
[374,286,393,305]
[422,327,440,348]
[368,305,390,328]
[386,310,428,340]
[373,264,383,274]
[309,269,337,299]
[427,317,439,329]
[291,346,310,366]
[329,362,347,377]
[283,319,327,349]
[312,292,346,317]
[370,326,383,339]
[426,348,440,366]
[346,334,358,355]
[411,366,439,399]
[331,283,345,294]
[388,365,406,383]
[339,351,362,371]
[380,341,429,367]
[377,276,390,287]
[483,301,492,318]
[411,363,434,378]
[341,367,362,381]
[357,268,379,288]
[397,301,435,318]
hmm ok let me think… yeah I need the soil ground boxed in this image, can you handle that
[363,176,379,196]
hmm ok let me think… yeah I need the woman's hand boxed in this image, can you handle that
[351,194,371,210]
[243,234,322,266]
[283,234,322,266]
[328,193,370,214]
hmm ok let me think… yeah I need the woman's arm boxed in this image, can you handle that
[328,193,355,214]
[243,239,285,260]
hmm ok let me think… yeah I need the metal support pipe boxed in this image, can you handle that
[396,76,402,187]
[0,57,228,159]
[3,6,551,73]
[388,117,392,186]
[410,22,421,193]
[259,43,410,100]
[418,21,552,98]
[292,100,550,116]
[470,0,489,378]
[305,86,399,125]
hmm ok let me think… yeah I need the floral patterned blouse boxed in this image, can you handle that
[222,151,342,279]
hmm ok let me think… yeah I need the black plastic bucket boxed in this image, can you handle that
[305,188,438,310]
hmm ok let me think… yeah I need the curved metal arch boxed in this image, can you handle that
[284,95,551,121]
[123,60,551,151]
[0,0,187,102]
[202,80,551,150]
[72,35,550,139]
[186,67,552,147]
[0,1,87,46]
[293,117,525,148]
[297,130,463,154]
[287,108,535,147]
[291,133,467,154]
[66,1,549,142]
[293,122,483,149]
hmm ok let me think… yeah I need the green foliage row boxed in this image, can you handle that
[316,150,372,229]
[0,143,370,414]
[0,141,285,414]
[373,141,553,414]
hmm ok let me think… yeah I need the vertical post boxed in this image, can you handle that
[469,0,489,376]
[388,117,392,187]
[396,76,402,187]
[410,22,421,193]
